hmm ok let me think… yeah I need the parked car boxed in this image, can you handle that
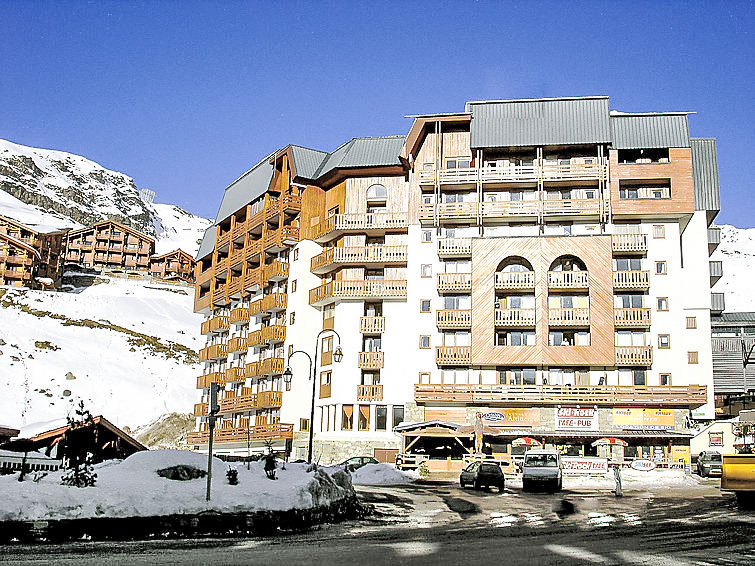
[459,462,506,491]
[697,451,723,477]
[339,456,379,471]
[522,449,562,492]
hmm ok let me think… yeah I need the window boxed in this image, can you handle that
[293,248,299,261]
[653,225,665,239]
[376,406,387,430]
[422,230,433,243]
[446,157,471,169]
[291,279,297,293]
[632,369,646,386]
[300,418,310,432]
[341,405,353,430]
[419,335,431,349]
[289,312,295,325]
[655,261,667,275]
[418,371,431,384]
[358,405,370,431]
[507,368,537,385]
[288,344,294,357]
[322,336,333,354]
[420,299,431,313]
[497,330,536,346]
[392,405,405,427]
[688,351,699,364]
[658,334,670,349]
[657,297,668,311]
[421,264,432,278]
[660,373,672,386]
[686,316,697,329]
[367,184,387,201]
[614,258,643,271]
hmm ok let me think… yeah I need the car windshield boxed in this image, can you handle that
[708,454,722,462]
[525,454,558,467]
[480,464,502,474]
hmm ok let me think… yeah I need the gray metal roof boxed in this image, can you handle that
[713,312,755,324]
[466,97,611,149]
[691,138,721,212]
[289,145,327,180]
[195,225,216,261]
[214,155,275,223]
[610,114,690,149]
[315,136,405,178]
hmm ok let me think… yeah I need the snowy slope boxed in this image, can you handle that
[0,138,211,255]
[711,224,755,312]
[0,277,202,431]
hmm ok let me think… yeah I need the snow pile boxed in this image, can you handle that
[0,450,356,521]
[0,277,201,430]
[563,468,699,491]
[711,224,755,312]
[326,463,418,485]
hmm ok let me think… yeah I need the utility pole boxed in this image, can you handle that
[206,382,220,502]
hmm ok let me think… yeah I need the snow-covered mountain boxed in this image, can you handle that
[0,138,211,255]
[711,224,755,313]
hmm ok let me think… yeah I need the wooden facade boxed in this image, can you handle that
[64,220,155,272]
[149,248,196,283]
[0,215,67,288]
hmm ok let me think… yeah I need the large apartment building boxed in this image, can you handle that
[0,215,67,288]
[189,96,721,467]
[64,220,155,272]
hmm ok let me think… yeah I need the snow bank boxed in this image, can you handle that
[0,450,355,521]
[563,468,700,490]
[324,463,417,485]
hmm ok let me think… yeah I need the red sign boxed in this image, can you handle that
[562,457,609,475]
[556,407,598,430]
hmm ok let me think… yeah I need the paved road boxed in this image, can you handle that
[3,478,755,565]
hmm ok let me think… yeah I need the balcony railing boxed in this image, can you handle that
[436,309,472,329]
[231,220,247,240]
[437,272,472,292]
[420,162,605,187]
[216,231,231,249]
[227,336,247,353]
[259,357,285,375]
[225,366,246,383]
[414,383,706,408]
[311,245,408,273]
[201,315,230,335]
[437,238,472,257]
[229,307,249,325]
[188,423,294,445]
[246,329,263,348]
[311,212,408,241]
[360,316,385,334]
[541,198,602,216]
[548,271,589,289]
[358,351,384,369]
[245,240,262,261]
[244,361,260,378]
[263,260,289,281]
[614,308,651,328]
[260,292,287,312]
[196,371,224,389]
[198,343,227,362]
[541,162,605,181]
[357,384,383,401]
[257,390,283,409]
[548,308,590,327]
[613,270,650,289]
[495,271,535,290]
[309,279,408,306]
[495,308,536,327]
[218,393,257,414]
[612,233,648,254]
[708,227,721,254]
[261,324,286,343]
[193,403,207,417]
[615,346,653,366]
[435,346,471,365]
[480,200,540,219]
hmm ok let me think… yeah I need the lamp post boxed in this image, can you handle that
[284,329,343,463]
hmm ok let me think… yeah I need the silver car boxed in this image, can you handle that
[522,449,563,492]
[697,451,722,478]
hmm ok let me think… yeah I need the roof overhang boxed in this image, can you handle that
[400,114,471,164]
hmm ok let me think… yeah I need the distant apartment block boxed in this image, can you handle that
[64,220,155,272]
[0,215,67,288]
[149,249,196,284]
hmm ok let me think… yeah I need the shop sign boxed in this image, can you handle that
[555,407,598,430]
[708,432,723,446]
[481,408,540,426]
[562,456,608,475]
[612,408,675,430]
[631,459,657,471]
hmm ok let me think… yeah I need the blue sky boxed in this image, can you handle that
[1,1,752,226]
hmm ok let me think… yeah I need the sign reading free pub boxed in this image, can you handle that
[555,407,598,430]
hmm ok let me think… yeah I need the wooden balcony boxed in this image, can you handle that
[360,316,385,334]
[615,346,653,366]
[188,423,294,445]
[216,231,231,250]
[196,371,224,389]
[211,286,228,306]
[281,193,302,213]
[309,279,407,306]
[248,299,262,316]
[261,324,286,344]
[259,357,285,375]
[494,308,536,327]
[614,308,651,328]
[358,351,384,369]
[246,329,263,348]
[481,200,539,220]
[613,270,650,290]
[225,366,246,383]
[310,245,408,274]
[437,238,472,258]
[260,292,287,313]
[198,343,227,362]
[244,361,260,378]
[435,202,479,222]
[495,271,535,290]
[541,162,605,182]
[245,239,262,262]
[436,346,471,365]
[200,315,230,335]
[311,212,408,242]
[227,336,247,353]
[357,384,383,402]
[232,220,247,240]
[257,390,283,409]
[414,383,705,408]
[437,272,472,293]
[541,198,603,217]
[549,308,590,327]
[479,164,538,184]
[229,307,249,325]
[193,403,207,417]
[263,260,289,281]
[218,392,257,414]
[227,276,243,297]
[612,233,648,254]
[548,270,589,289]
[436,309,472,329]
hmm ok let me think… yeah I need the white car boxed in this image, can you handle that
[522,449,563,492]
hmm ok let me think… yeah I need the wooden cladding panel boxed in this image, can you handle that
[346,176,410,215]
[471,236,615,367]
[608,148,694,218]
[300,184,325,235]
[424,408,467,423]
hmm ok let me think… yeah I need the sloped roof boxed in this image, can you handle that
[610,113,691,149]
[289,145,328,180]
[314,136,405,178]
[195,225,216,261]
[214,155,275,223]
[691,138,721,212]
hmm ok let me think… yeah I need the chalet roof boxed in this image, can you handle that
[289,145,328,180]
[313,136,405,179]
[0,214,66,236]
[66,219,155,243]
[712,312,755,325]
[214,154,276,224]
[26,415,147,452]
[150,248,195,262]
[195,225,216,261]
[610,113,691,149]
[0,232,41,258]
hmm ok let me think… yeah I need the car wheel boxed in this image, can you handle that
[499,482,506,492]
[557,477,563,491]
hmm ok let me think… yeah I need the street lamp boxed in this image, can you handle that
[286,329,343,463]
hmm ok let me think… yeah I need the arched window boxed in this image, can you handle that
[367,184,387,202]
[549,255,586,272]
[496,256,534,273]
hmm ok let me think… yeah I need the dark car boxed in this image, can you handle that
[339,456,379,471]
[460,462,506,491]
[697,451,723,478]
